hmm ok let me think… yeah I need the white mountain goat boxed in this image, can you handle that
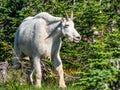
[13,12,81,88]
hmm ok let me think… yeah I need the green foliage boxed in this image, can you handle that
[0,0,120,89]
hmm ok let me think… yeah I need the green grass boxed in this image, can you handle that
[0,69,80,90]
[0,82,81,90]
[0,67,81,90]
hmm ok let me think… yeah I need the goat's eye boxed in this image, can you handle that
[64,24,69,28]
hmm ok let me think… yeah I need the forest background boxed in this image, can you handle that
[0,0,120,90]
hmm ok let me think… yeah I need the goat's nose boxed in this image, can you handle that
[76,36,81,40]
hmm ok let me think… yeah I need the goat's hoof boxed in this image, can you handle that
[35,84,41,88]
[60,85,67,90]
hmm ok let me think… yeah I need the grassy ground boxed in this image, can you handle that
[0,68,80,90]
[0,83,81,90]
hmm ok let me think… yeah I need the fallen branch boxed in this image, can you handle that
[64,72,80,82]
[0,61,9,83]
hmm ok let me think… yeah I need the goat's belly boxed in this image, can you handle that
[40,49,51,59]
[19,44,32,56]
[19,40,52,59]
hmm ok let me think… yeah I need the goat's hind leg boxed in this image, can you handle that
[32,56,42,88]
[13,30,22,69]
[13,45,24,84]
[26,58,34,85]
[12,47,22,69]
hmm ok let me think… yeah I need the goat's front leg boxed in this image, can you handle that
[33,56,42,88]
[53,55,66,88]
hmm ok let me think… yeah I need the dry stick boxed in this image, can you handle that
[65,72,80,79]
[0,61,9,83]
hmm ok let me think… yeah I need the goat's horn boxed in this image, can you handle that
[65,11,69,19]
[71,11,73,19]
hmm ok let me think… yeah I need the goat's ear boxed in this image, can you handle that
[65,11,69,20]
